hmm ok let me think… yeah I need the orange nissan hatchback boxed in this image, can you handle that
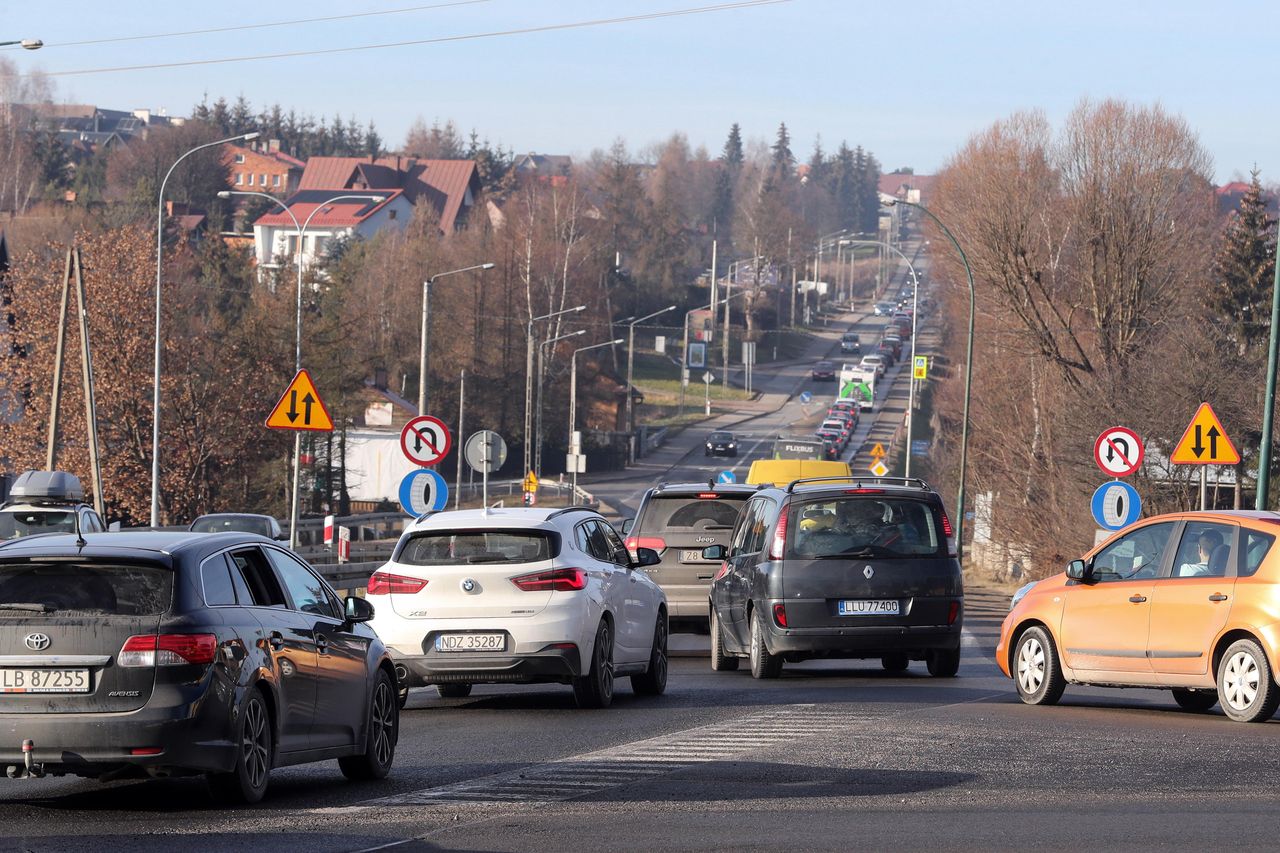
[996,511,1280,722]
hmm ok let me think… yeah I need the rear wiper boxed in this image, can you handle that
[465,554,509,564]
[0,602,54,613]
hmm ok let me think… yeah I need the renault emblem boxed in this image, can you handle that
[461,578,476,593]
[863,566,874,580]
[24,633,50,651]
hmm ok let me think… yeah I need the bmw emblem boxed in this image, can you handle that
[24,633,51,651]
[863,566,875,580]
[461,578,476,593]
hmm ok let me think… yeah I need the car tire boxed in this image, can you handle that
[749,608,783,679]
[207,688,273,804]
[1171,688,1218,713]
[927,647,960,677]
[1217,638,1280,723]
[1013,627,1065,705]
[573,619,615,709]
[339,668,398,781]
[881,653,909,673]
[631,613,668,696]
[436,684,472,699]
[710,607,739,672]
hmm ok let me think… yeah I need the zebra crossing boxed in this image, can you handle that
[364,705,869,807]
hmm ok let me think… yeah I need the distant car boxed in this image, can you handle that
[873,302,896,317]
[876,342,898,366]
[0,471,105,541]
[860,354,887,379]
[0,530,397,803]
[880,336,903,360]
[811,361,837,381]
[705,431,739,458]
[839,332,862,354]
[370,507,668,709]
[820,438,841,460]
[815,427,846,450]
[829,400,858,418]
[820,418,852,445]
[190,513,286,540]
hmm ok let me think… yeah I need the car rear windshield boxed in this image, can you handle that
[191,516,275,537]
[790,497,942,559]
[0,509,76,540]
[396,530,558,565]
[0,561,173,616]
[639,494,748,533]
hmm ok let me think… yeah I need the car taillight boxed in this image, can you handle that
[697,493,720,499]
[713,561,731,581]
[119,634,217,667]
[773,603,788,628]
[511,568,587,592]
[948,600,961,625]
[845,488,885,494]
[625,536,666,553]
[768,512,789,560]
[367,571,428,595]
[940,511,954,538]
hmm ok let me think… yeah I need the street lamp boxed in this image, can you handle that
[568,339,624,499]
[523,304,587,476]
[151,130,258,529]
[681,290,748,415]
[0,39,42,49]
[884,197,975,560]
[419,263,495,415]
[220,188,381,546]
[624,304,677,459]
[535,329,587,478]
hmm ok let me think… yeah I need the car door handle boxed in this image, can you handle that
[268,632,285,650]
[1128,595,1147,604]
[315,634,329,654]
[1209,594,1229,602]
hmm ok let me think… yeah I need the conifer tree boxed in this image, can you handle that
[1209,169,1276,355]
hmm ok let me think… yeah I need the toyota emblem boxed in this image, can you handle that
[24,633,50,651]
[461,578,476,593]
[863,566,875,580]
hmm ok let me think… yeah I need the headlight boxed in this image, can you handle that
[727,443,736,448]
[1009,580,1037,611]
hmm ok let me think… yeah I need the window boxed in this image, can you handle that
[731,499,773,555]
[247,173,255,186]
[229,549,288,607]
[598,523,630,567]
[790,497,941,559]
[1170,522,1235,578]
[1090,522,1175,583]
[234,153,245,164]
[0,562,172,616]
[201,555,238,606]
[260,174,267,186]
[388,209,397,220]
[265,548,339,618]
[272,174,280,187]
[1242,530,1275,578]
[0,509,75,538]
[581,521,613,562]
[234,173,244,185]
[398,530,554,565]
[644,495,747,532]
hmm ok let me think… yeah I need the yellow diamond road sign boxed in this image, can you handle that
[870,459,889,477]
[1170,402,1239,465]
[265,369,333,432]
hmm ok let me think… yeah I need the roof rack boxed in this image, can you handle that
[784,475,933,494]
[547,505,598,520]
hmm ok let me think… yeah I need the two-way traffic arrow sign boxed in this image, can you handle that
[265,369,334,432]
[1170,403,1240,465]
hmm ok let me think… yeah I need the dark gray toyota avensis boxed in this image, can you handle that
[0,531,398,803]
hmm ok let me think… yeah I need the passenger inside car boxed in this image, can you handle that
[1175,528,1227,577]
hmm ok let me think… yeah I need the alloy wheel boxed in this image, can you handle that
[371,680,395,766]
[1224,651,1261,711]
[1017,636,1045,695]
[242,699,269,791]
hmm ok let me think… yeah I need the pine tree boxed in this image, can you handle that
[722,122,744,168]
[769,122,794,185]
[1210,169,1277,354]
[807,135,828,186]
[831,141,857,228]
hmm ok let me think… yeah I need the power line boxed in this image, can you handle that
[1,1,492,50]
[40,0,789,78]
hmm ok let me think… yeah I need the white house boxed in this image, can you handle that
[250,190,412,270]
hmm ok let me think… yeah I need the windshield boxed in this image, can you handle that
[709,432,734,442]
[0,562,173,615]
[191,515,274,537]
[790,497,942,559]
[0,509,76,540]
[397,530,557,565]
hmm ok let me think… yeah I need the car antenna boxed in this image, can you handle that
[73,507,86,548]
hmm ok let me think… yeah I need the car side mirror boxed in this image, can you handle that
[108,521,122,532]
[344,595,375,624]
[701,544,728,561]
[275,533,289,542]
[632,547,661,568]
[620,518,634,535]
[1066,559,1090,582]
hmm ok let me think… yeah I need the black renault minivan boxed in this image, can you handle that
[705,477,962,678]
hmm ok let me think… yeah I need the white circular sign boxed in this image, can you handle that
[400,416,452,467]
[1093,426,1144,478]
[464,430,508,474]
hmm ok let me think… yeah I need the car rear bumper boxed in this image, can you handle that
[0,698,233,779]
[766,623,962,658]
[392,646,582,686]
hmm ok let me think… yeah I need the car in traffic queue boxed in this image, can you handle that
[704,431,740,458]
[815,427,846,453]
[368,507,668,709]
[705,476,963,679]
[190,513,286,540]
[997,510,1280,723]
[839,332,862,355]
[859,354,886,379]
[873,301,896,317]
[819,417,852,447]
[811,360,837,382]
[876,341,898,367]
[880,335,903,361]
[624,483,758,633]
[0,471,106,541]
[829,399,859,419]
[0,530,397,803]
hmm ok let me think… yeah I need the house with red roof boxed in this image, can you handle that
[223,141,305,197]
[250,155,480,269]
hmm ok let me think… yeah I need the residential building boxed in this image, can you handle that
[223,141,304,197]
[512,152,572,186]
[251,190,411,270]
[878,172,935,205]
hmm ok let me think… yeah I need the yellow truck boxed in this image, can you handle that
[745,459,853,487]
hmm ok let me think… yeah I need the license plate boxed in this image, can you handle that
[681,550,710,563]
[0,667,91,693]
[435,633,505,653]
[838,599,900,616]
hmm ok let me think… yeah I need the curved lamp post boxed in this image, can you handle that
[568,339,623,499]
[523,304,586,476]
[884,197,975,561]
[151,131,259,528]
[535,328,586,478]
[0,39,42,49]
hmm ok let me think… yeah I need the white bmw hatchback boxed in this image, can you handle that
[368,507,668,709]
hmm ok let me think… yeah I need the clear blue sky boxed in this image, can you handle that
[2,0,1270,182]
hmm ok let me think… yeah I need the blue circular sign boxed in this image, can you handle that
[799,391,813,404]
[1091,481,1141,531]
[399,469,449,516]
[717,470,736,484]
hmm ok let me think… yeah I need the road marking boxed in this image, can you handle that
[351,706,866,808]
